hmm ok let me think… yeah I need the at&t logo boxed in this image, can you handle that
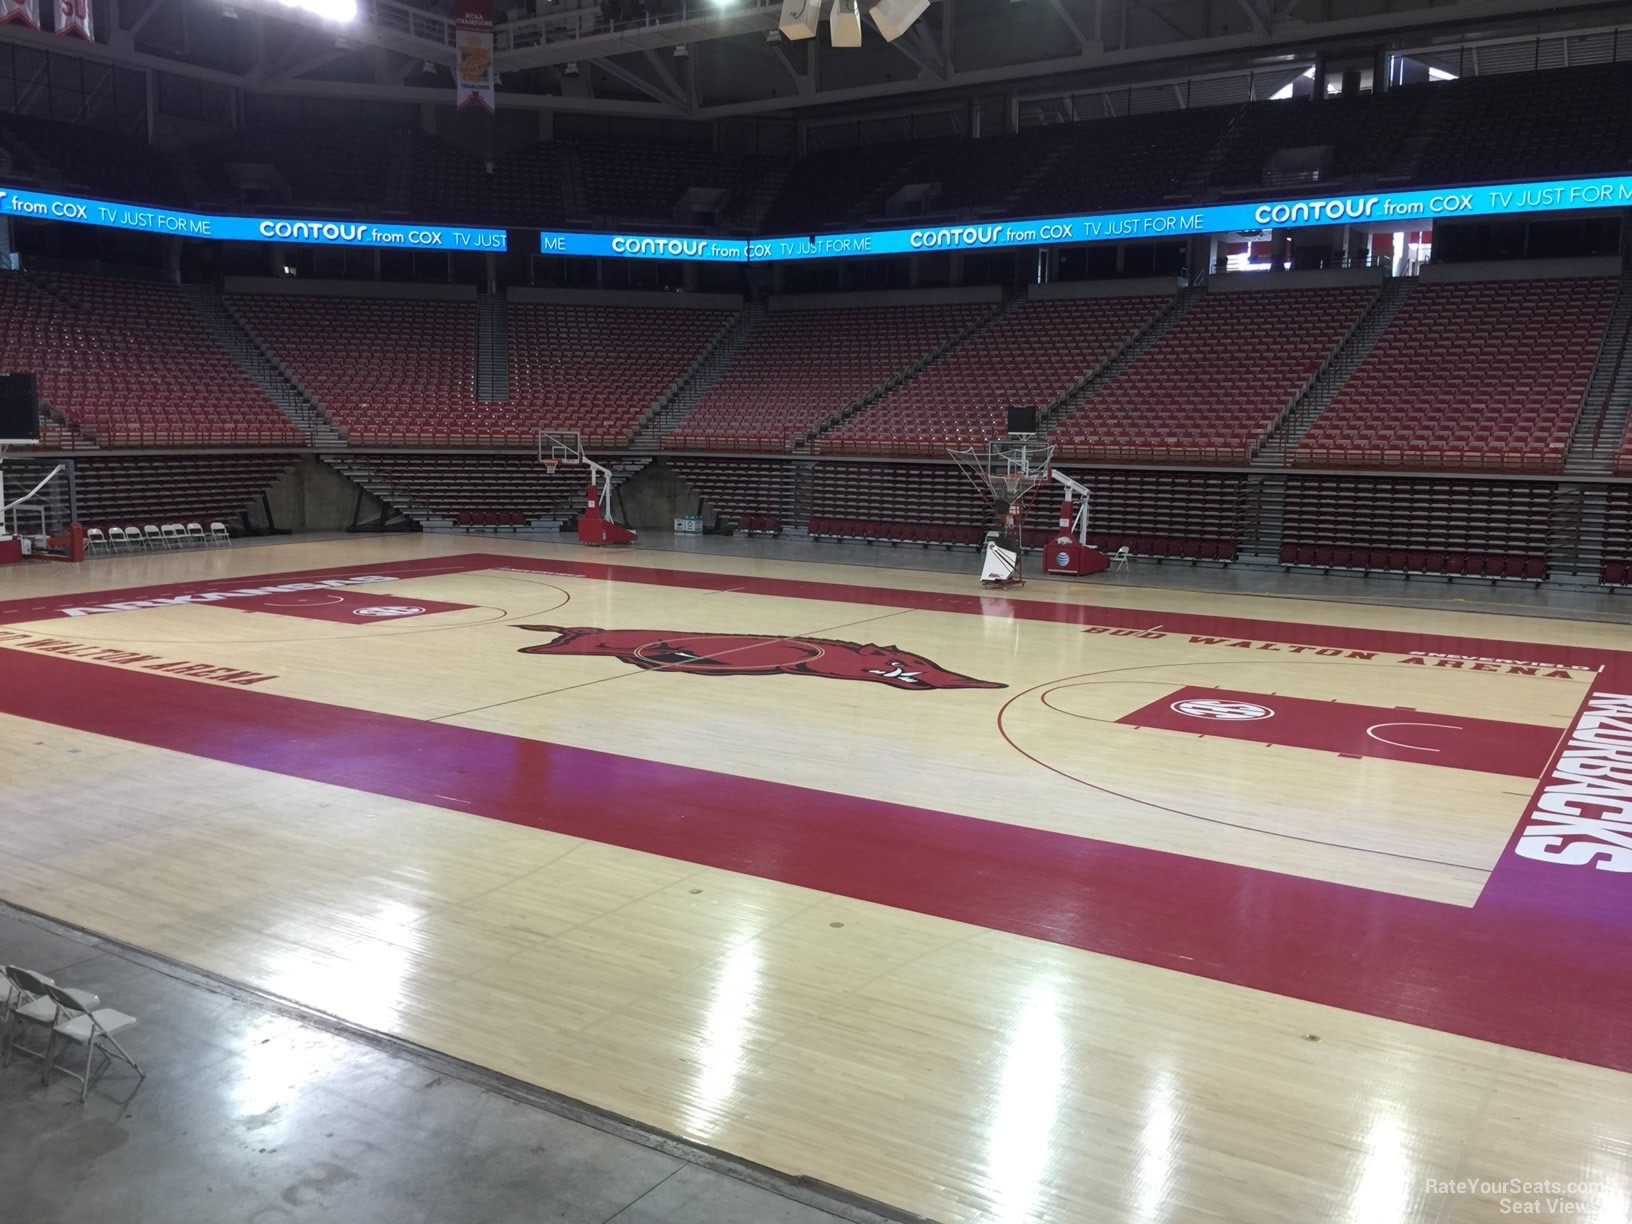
[1171,698,1274,721]
[353,605,425,618]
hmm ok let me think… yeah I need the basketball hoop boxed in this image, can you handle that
[948,435,1055,588]
[543,460,559,478]
[538,428,584,470]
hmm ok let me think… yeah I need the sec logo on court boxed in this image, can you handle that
[1171,698,1275,721]
[352,605,427,618]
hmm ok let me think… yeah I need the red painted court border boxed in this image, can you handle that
[2,553,1630,1072]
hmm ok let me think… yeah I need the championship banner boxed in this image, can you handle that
[454,0,494,113]
[1,0,41,30]
[55,0,92,39]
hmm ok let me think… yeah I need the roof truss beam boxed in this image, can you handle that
[592,53,690,111]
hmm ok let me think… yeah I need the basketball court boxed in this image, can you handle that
[2,531,1630,1223]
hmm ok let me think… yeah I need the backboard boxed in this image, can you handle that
[949,436,1054,509]
[538,429,584,469]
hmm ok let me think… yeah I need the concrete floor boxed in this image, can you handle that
[0,906,916,1224]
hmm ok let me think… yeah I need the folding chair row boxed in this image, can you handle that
[83,521,233,555]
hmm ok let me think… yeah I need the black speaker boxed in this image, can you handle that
[0,373,39,442]
[1006,404,1037,435]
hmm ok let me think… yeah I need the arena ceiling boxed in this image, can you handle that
[0,0,1627,122]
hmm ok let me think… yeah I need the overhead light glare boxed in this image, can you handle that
[276,0,358,23]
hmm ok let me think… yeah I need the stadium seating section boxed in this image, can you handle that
[508,303,733,448]
[1295,278,1614,473]
[665,303,990,452]
[1076,470,1245,560]
[1053,285,1376,463]
[191,125,403,213]
[7,453,298,531]
[1415,63,1632,187]
[229,294,483,444]
[665,458,789,534]
[820,295,1168,457]
[1280,476,1553,579]
[1014,108,1235,216]
[339,453,597,527]
[761,142,943,234]
[230,295,724,448]
[810,461,1043,547]
[807,462,1242,558]
[1205,89,1427,188]
[0,112,182,204]
[574,141,780,227]
[0,272,299,447]
[409,140,567,228]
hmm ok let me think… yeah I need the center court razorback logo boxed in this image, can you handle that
[515,625,1005,691]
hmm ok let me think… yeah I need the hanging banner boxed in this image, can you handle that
[55,0,92,39]
[455,0,494,113]
[1,0,41,30]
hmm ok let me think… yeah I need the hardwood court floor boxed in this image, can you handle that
[1,534,1629,1224]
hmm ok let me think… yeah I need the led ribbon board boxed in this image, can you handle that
[0,186,507,252]
[537,230,749,261]
[543,173,1632,263]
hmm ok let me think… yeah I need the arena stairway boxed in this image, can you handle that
[476,294,510,403]
[730,163,791,231]
[1383,87,1453,183]
[1565,273,1632,475]
[1252,276,1411,466]
[628,304,760,452]
[802,296,1011,452]
[1238,474,1286,566]
[184,284,346,449]
[1548,483,1610,583]
[789,459,815,538]
[1038,289,1194,438]
[1174,107,1247,198]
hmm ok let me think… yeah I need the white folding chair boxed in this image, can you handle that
[107,527,127,551]
[209,521,232,547]
[85,527,109,555]
[143,524,164,550]
[0,964,20,1029]
[1,966,98,1069]
[126,525,147,550]
[186,522,207,547]
[40,981,142,1102]
[1110,546,1131,574]
[161,523,186,548]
